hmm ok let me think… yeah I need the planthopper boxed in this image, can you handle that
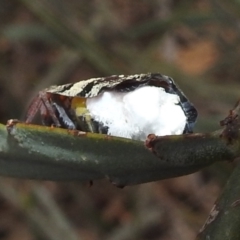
[25,73,198,141]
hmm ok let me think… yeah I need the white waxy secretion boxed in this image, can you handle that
[86,86,187,141]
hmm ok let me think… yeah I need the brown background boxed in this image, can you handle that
[0,0,239,239]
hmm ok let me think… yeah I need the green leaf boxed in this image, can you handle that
[0,121,237,187]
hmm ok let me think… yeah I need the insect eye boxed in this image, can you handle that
[167,77,174,85]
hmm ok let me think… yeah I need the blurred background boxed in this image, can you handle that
[0,0,239,239]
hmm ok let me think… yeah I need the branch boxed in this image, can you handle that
[196,161,240,240]
[195,100,240,239]
[0,114,238,187]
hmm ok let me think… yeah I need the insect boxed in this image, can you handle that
[25,73,198,141]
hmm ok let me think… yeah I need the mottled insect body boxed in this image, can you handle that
[26,73,198,140]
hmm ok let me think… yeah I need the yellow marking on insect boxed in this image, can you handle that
[71,97,89,117]
[71,97,94,132]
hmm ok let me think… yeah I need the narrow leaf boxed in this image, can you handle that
[0,120,237,187]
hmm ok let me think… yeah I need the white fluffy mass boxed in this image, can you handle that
[86,86,186,141]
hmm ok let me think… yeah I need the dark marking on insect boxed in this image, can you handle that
[25,73,198,136]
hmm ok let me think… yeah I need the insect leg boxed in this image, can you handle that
[25,94,43,123]
[39,91,62,127]
[52,102,76,130]
[26,91,63,127]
